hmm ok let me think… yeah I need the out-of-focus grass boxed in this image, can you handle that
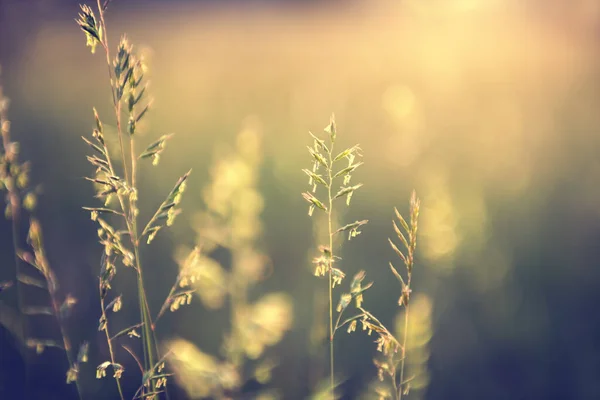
[2,0,600,397]
[11,0,600,239]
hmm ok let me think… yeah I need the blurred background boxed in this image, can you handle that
[2,0,600,398]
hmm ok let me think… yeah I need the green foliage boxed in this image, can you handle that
[366,192,422,400]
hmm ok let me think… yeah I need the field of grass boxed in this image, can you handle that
[1,0,600,399]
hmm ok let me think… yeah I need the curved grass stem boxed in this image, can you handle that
[398,303,410,400]
[99,282,125,400]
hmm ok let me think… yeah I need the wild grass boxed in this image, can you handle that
[0,69,88,398]
[367,193,421,400]
[77,1,192,398]
[302,116,424,400]
[0,3,427,399]
[389,192,421,399]
[302,114,370,398]
[166,125,292,399]
[322,192,420,400]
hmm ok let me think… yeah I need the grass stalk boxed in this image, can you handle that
[0,85,26,348]
[398,303,410,400]
[1,77,84,400]
[99,281,125,400]
[78,4,190,398]
[388,192,420,399]
[94,0,158,389]
[46,269,84,399]
[32,223,85,400]
[326,139,335,399]
[302,115,366,399]
[0,86,29,398]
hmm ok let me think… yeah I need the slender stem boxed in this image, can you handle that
[133,246,155,366]
[5,191,24,326]
[28,233,81,398]
[308,289,324,393]
[96,3,159,395]
[358,307,401,348]
[46,280,83,400]
[327,141,335,399]
[0,89,26,346]
[153,275,182,329]
[153,245,202,328]
[9,214,25,324]
[128,132,152,372]
[393,375,399,400]
[398,303,410,400]
[334,312,365,334]
[7,192,28,396]
[131,350,174,400]
[122,344,144,374]
[100,282,125,400]
[9,214,22,320]
[2,86,85,399]
[128,150,160,395]
[115,104,130,188]
[333,307,346,335]
[128,104,167,399]
[90,108,141,393]
[97,0,160,385]
[109,322,145,342]
[130,134,137,192]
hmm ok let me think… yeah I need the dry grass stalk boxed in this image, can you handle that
[0,68,87,399]
[77,1,192,398]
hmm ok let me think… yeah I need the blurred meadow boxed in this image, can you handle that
[2,0,600,398]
